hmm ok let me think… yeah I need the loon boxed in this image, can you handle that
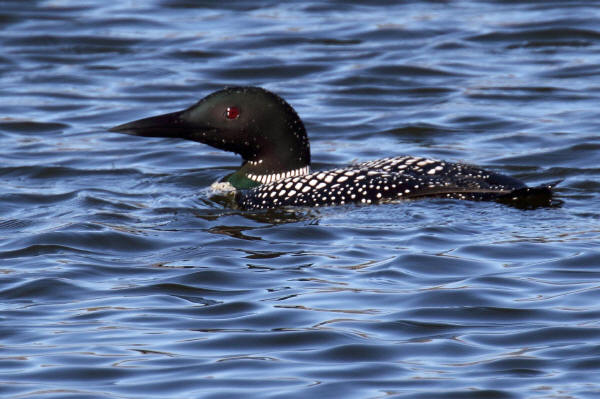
[109,86,555,210]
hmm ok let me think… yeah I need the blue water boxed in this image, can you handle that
[1,1,600,398]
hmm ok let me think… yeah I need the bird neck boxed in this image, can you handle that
[226,160,310,190]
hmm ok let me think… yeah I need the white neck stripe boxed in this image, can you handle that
[246,166,310,184]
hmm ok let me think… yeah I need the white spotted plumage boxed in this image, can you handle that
[237,155,525,210]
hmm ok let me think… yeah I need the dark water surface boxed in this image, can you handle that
[2,1,600,398]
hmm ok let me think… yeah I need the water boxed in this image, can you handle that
[1,1,600,398]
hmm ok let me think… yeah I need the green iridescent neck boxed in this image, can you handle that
[226,162,311,190]
[227,169,261,190]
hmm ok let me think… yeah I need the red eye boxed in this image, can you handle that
[225,106,240,119]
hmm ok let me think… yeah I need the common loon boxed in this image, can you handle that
[109,86,555,210]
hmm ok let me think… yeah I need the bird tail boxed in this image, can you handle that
[497,180,562,209]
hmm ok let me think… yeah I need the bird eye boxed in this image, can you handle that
[225,106,240,119]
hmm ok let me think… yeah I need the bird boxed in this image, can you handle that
[109,86,556,210]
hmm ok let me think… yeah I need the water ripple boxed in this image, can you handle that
[1,1,599,398]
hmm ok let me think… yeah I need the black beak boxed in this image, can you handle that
[109,111,191,139]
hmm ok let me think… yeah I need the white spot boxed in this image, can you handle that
[316,182,326,189]
[337,176,348,183]
[302,186,311,193]
[285,182,293,189]
[376,193,382,198]
[309,179,318,186]
[324,175,334,183]
[279,190,286,196]
[427,168,437,175]
[288,190,296,196]
[317,173,326,180]
[295,182,303,190]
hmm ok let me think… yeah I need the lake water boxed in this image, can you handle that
[1,1,600,398]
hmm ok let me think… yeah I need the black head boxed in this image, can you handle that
[110,87,310,182]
